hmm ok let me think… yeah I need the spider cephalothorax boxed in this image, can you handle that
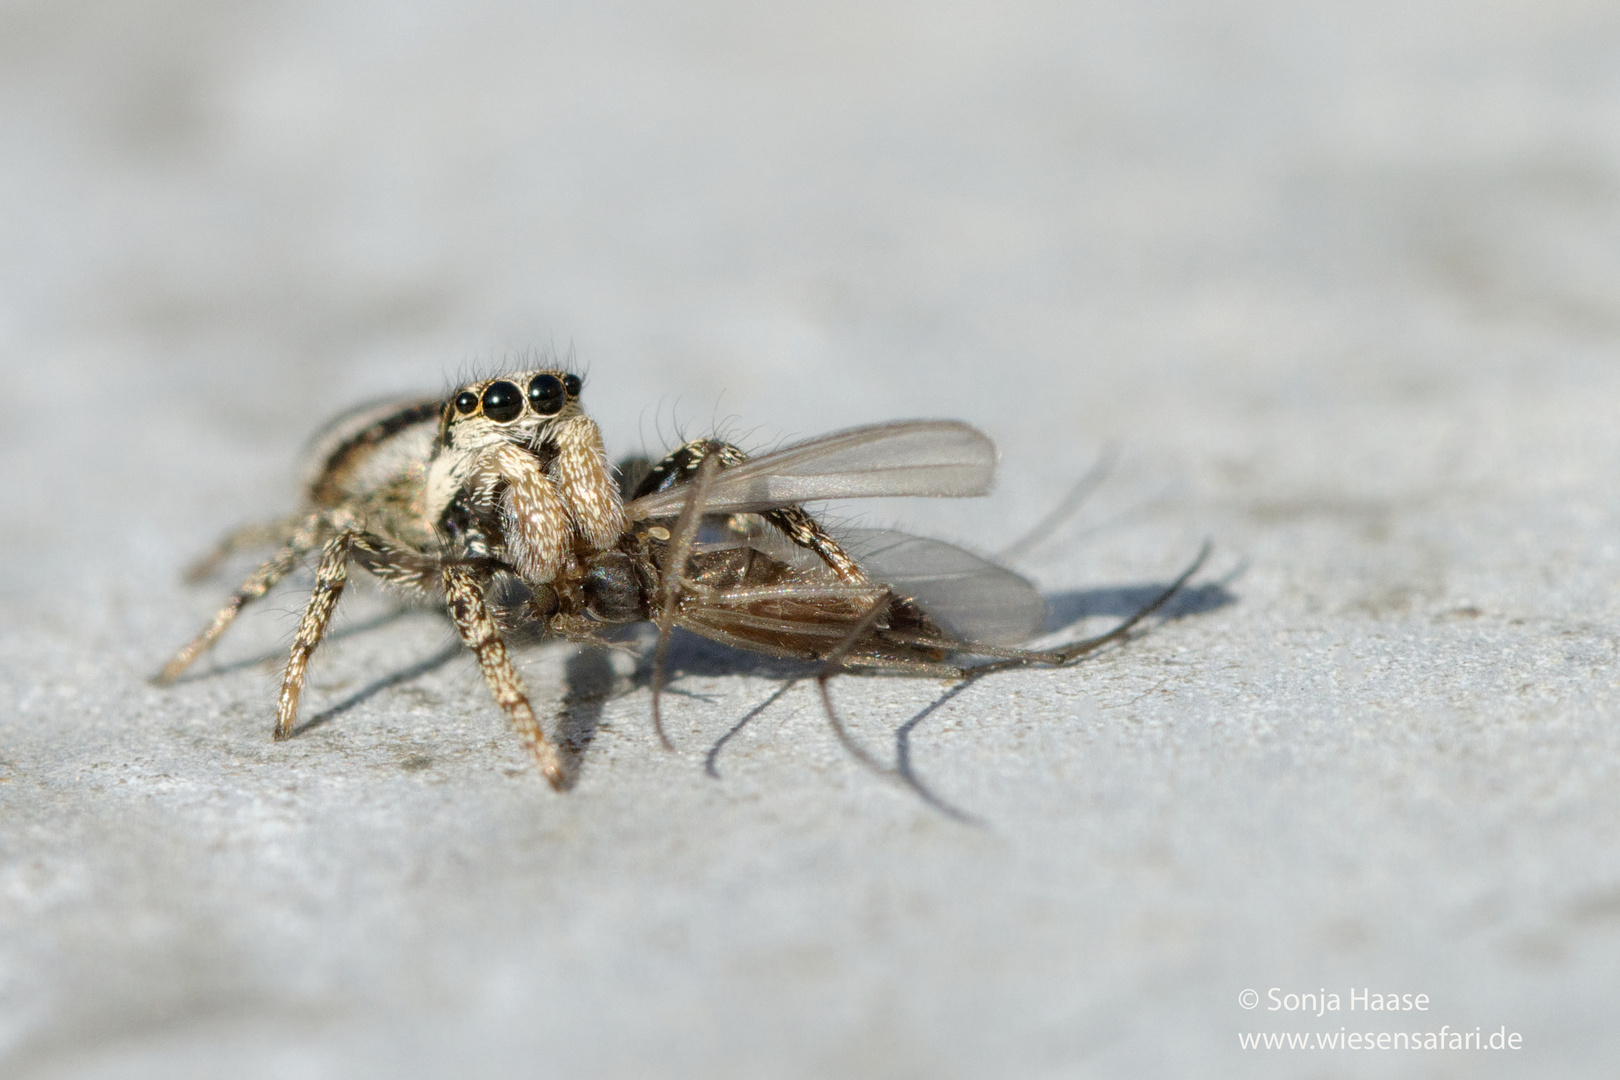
[427,370,623,584]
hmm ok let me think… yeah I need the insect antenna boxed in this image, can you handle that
[649,452,722,750]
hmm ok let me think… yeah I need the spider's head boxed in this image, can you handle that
[437,370,585,451]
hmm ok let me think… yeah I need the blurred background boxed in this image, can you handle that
[7,0,1616,570]
[4,1,1620,1077]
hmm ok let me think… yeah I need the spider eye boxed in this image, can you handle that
[563,374,582,397]
[527,373,566,416]
[454,390,479,414]
[481,381,523,422]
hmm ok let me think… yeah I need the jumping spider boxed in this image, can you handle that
[156,369,624,787]
[158,369,1208,790]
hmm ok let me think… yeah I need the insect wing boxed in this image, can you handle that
[843,529,1046,646]
[688,526,1047,648]
[626,420,995,520]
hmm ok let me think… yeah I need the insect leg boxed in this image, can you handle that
[630,438,867,583]
[154,511,333,684]
[442,562,566,789]
[813,585,912,776]
[967,540,1214,675]
[995,444,1119,563]
[650,452,721,750]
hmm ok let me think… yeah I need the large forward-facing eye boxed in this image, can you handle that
[481,381,523,422]
[528,373,566,415]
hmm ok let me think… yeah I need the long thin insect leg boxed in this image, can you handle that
[974,539,1213,676]
[627,439,867,582]
[443,563,566,789]
[153,512,332,685]
[815,585,907,777]
[651,453,721,750]
[276,531,357,738]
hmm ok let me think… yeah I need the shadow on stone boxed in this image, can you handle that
[1041,580,1236,634]
[292,639,464,737]
[552,646,618,789]
[162,607,424,684]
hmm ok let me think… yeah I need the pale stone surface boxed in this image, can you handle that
[3,2,1620,1077]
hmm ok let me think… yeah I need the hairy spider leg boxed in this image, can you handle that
[271,531,443,739]
[275,531,357,738]
[442,563,567,788]
[153,511,335,685]
[181,515,306,584]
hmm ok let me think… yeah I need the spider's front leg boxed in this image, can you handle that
[442,562,566,788]
[272,530,441,739]
[482,415,626,587]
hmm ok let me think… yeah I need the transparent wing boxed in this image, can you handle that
[696,526,1046,647]
[843,529,1046,646]
[626,420,995,520]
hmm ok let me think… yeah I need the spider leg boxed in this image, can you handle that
[348,533,445,595]
[442,562,566,789]
[182,514,305,583]
[269,529,443,738]
[275,531,359,739]
[761,504,868,583]
[154,511,333,685]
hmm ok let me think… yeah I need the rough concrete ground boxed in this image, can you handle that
[3,2,1620,1077]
